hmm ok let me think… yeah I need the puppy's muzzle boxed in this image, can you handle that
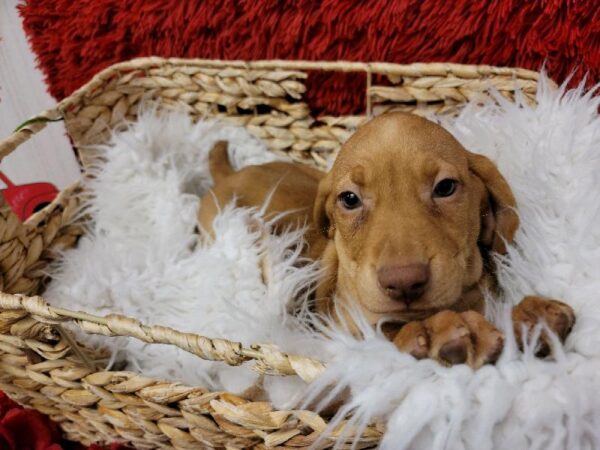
[377,264,430,304]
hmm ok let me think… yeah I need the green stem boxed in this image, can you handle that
[14,116,63,133]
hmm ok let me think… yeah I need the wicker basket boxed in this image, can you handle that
[0,58,543,449]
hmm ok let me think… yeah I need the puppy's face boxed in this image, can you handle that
[315,112,518,322]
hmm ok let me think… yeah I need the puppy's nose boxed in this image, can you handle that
[377,264,430,303]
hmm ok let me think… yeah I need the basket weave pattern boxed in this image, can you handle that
[0,58,542,448]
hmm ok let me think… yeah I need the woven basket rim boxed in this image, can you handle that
[2,57,545,163]
[0,292,325,381]
[57,56,543,112]
[71,56,544,76]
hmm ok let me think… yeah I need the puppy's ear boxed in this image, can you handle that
[468,152,519,254]
[313,172,335,239]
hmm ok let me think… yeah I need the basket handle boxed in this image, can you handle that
[0,292,326,383]
[0,108,64,163]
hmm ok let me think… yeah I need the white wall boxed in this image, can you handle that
[0,0,80,190]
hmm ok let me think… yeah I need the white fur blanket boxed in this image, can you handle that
[46,79,600,449]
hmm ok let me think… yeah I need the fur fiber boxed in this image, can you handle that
[46,78,600,449]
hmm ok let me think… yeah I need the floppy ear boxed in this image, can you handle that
[313,171,335,239]
[468,152,519,254]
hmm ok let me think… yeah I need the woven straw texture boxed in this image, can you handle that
[0,58,542,449]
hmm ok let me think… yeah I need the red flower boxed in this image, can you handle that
[0,392,62,450]
[0,392,128,450]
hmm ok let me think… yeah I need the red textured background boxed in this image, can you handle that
[10,1,600,448]
[18,0,600,116]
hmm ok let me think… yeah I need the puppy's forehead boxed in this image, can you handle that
[335,112,468,173]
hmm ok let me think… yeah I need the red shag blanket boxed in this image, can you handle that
[10,1,600,448]
[18,0,600,116]
[0,391,127,450]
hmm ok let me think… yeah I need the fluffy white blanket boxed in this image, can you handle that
[46,79,600,449]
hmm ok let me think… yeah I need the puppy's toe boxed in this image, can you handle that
[424,310,474,367]
[393,321,429,359]
[460,310,504,367]
[393,310,504,369]
[544,299,576,340]
[438,336,469,365]
[512,296,576,356]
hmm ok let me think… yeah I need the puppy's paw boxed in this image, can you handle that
[512,296,575,356]
[392,310,504,368]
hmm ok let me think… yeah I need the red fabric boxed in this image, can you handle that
[18,0,600,116]
[0,391,62,450]
[0,392,126,450]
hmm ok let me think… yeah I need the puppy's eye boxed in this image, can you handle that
[433,179,458,198]
[338,191,362,210]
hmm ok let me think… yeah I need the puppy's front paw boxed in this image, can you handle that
[512,296,575,356]
[393,310,504,368]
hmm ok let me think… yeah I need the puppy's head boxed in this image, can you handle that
[314,112,518,322]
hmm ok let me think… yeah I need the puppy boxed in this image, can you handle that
[198,141,325,254]
[199,113,575,368]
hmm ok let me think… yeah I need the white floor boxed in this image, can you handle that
[0,0,80,191]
